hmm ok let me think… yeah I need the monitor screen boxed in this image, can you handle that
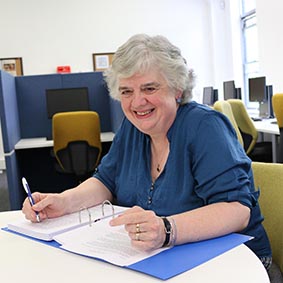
[249,77,267,102]
[203,87,214,105]
[235,88,242,99]
[46,87,90,119]
[223,80,236,100]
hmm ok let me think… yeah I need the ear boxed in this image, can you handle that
[175,90,182,103]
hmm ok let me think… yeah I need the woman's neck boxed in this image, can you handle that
[150,137,170,181]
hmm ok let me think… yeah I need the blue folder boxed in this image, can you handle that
[3,227,251,280]
[128,233,251,280]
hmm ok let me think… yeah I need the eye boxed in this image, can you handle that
[120,88,134,96]
[141,85,161,95]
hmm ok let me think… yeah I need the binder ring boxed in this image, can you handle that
[79,207,92,226]
[102,200,115,219]
[78,200,115,227]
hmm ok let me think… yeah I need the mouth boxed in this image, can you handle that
[134,109,155,118]
[133,108,155,119]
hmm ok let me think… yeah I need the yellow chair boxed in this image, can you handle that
[272,93,283,163]
[228,99,272,162]
[227,99,258,154]
[252,162,283,275]
[213,100,244,147]
[52,111,102,181]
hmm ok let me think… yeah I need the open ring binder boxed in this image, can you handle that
[79,200,115,226]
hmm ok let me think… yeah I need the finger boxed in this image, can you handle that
[32,193,53,211]
[126,222,149,234]
[121,206,143,215]
[128,229,147,242]
[131,239,157,252]
[110,208,154,227]
[22,192,44,212]
[22,205,40,222]
[22,197,35,220]
[30,192,44,203]
[129,231,159,252]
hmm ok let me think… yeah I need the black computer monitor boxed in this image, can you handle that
[46,87,90,119]
[202,87,215,105]
[213,89,219,102]
[266,85,274,118]
[235,88,242,99]
[249,77,267,102]
[223,80,236,100]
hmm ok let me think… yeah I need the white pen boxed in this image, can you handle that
[22,177,41,223]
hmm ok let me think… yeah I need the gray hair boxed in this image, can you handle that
[104,34,195,104]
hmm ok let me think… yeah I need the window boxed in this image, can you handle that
[241,0,256,14]
[241,0,258,106]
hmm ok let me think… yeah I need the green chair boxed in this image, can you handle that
[213,100,244,147]
[252,162,283,279]
[272,93,283,163]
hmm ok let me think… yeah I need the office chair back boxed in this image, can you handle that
[227,99,258,154]
[52,111,102,179]
[252,162,283,275]
[272,93,283,163]
[213,100,244,147]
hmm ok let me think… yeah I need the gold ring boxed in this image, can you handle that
[135,232,140,241]
[136,223,140,233]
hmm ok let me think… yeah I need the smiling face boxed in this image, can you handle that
[119,70,181,138]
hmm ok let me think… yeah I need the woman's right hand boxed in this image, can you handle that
[22,192,67,222]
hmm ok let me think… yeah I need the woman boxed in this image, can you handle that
[22,34,271,269]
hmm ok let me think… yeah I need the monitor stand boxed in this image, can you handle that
[259,102,269,118]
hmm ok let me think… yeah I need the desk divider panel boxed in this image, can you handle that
[5,153,23,210]
[61,72,112,133]
[0,71,21,153]
[109,99,124,132]
[0,71,22,210]
[0,71,124,210]
[16,72,116,139]
[16,74,63,139]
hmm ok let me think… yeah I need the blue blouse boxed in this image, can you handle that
[94,101,271,258]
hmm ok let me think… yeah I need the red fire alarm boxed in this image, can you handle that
[57,66,71,73]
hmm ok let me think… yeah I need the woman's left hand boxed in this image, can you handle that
[110,206,165,251]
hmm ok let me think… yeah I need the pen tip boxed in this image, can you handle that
[36,215,41,223]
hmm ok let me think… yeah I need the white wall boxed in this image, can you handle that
[0,0,235,97]
[1,0,280,169]
[257,0,283,94]
[0,0,238,168]
[0,1,209,77]
[210,0,234,97]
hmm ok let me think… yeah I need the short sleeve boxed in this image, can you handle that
[93,124,123,196]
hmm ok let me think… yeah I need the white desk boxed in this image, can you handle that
[14,132,115,150]
[0,211,269,283]
[253,119,279,162]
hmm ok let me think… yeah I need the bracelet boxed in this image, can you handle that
[161,217,172,247]
[168,217,177,246]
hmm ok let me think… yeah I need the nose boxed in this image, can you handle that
[131,91,148,107]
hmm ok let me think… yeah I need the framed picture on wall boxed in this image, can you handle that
[93,53,114,71]
[0,57,23,76]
